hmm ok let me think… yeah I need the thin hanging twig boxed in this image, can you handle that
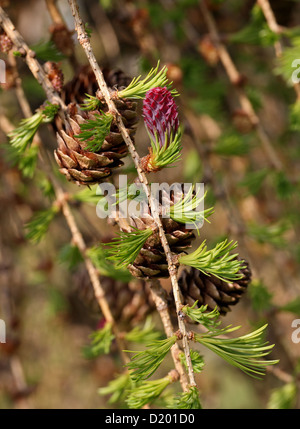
[198,0,283,171]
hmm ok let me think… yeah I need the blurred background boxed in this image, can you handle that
[0,0,300,409]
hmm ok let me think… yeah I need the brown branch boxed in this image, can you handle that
[45,0,64,25]
[148,279,189,389]
[257,0,300,100]
[68,0,197,390]
[256,0,283,56]
[198,0,283,171]
[45,0,79,71]
[0,6,65,108]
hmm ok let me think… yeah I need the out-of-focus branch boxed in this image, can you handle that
[45,0,79,70]
[198,0,283,171]
[148,279,189,389]
[257,0,300,100]
[0,6,65,108]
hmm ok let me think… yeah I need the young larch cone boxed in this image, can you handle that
[54,66,138,185]
[44,61,64,93]
[125,184,196,279]
[141,86,179,172]
[171,261,251,316]
[0,33,13,53]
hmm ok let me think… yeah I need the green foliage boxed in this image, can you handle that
[273,170,295,200]
[150,128,182,169]
[72,185,100,205]
[274,37,300,85]
[247,221,290,247]
[81,94,103,111]
[182,303,220,329]
[9,112,43,154]
[183,149,202,183]
[118,61,178,99]
[126,376,171,409]
[268,383,297,409]
[58,243,83,270]
[169,386,202,409]
[113,183,147,206]
[125,317,162,344]
[279,297,300,316]
[87,246,133,282]
[75,112,113,152]
[168,187,214,231]
[98,372,132,404]
[25,205,60,243]
[38,177,55,199]
[180,56,226,119]
[239,168,269,195]
[84,22,93,38]
[30,39,65,61]
[195,324,279,379]
[126,335,177,382]
[229,5,278,46]
[248,280,273,313]
[9,103,59,157]
[289,100,300,131]
[16,144,39,178]
[105,228,153,269]
[82,323,115,359]
[179,350,205,374]
[179,239,245,282]
[214,132,250,156]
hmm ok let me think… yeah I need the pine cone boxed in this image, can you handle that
[141,86,179,173]
[70,267,155,327]
[61,65,132,105]
[49,23,75,57]
[173,261,251,316]
[54,66,138,185]
[125,185,196,279]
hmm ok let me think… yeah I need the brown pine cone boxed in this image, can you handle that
[54,66,138,185]
[124,185,196,279]
[172,261,251,316]
[70,267,155,327]
[54,100,137,185]
[49,23,75,58]
[61,65,132,105]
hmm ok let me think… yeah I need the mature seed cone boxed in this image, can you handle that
[69,266,155,327]
[124,185,196,279]
[172,261,251,316]
[61,65,132,105]
[54,66,138,185]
